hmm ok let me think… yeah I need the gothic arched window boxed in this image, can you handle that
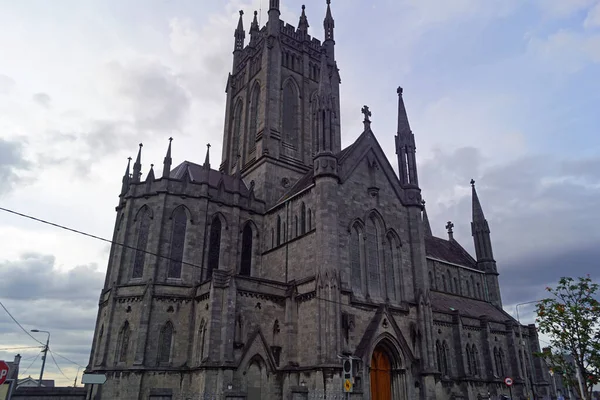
[300,202,306,234]
[429,271,434,288]
[350,224,362,293]
[308,208,312,230]
[441,341,449,376]
[207,216,222,279]
[385,235,397,301]
[454,277,459,294]
[466,345,472,375]
[471,344,479,376]
[168,207,187,279]
[117,321,130,363]
[240,223,253,276]
[366,215,382,297]
[132,207,151,279]
[158,322,173,364]
[310,94,319,156]
[282,81,299,147]
[231,100,243,164]
[436,341,443,373]
[442,274,447,291]
[94,325,104,366]
[248,84,260,153]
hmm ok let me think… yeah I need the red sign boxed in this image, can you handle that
[0,360,8,385]
[504,377,513,387]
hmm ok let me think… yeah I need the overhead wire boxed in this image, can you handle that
[0,206,542,336]
[21,352,40,375]
[0,299,45,345]
[49,349,73,381]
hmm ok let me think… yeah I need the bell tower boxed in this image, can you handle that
[220,1,341,205]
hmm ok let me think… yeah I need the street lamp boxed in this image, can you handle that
[548,368,557,399]
[31,329,50,387]
[515,300,542,400]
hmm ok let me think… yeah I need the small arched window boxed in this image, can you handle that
[158,322,174,364]
[94,325,104,365]
[429,271,434,288]
[132,207,151,279]
[385,235,397,301]
[197,319,207,363]
[240,223,253,276]
[168,207,188,279]
[207,216,222,279]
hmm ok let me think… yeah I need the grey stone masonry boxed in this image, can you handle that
[85,2,550,400]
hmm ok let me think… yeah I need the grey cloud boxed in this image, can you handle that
[0,138,31,195]
[0,252,104,302]
[0,74,15,95]
[32,92,52,108]
[420,147,600,306]
[107,61,191,133]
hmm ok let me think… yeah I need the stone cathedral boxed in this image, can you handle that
[85,1,551,399]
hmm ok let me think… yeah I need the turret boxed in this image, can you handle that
[313,50,338,179]
[132,143,143,183]
[233,10,245,67]
[470,179,502,307]
[323,0,335,59]
[162,137,172,178]
[395,87,421,205]
[268,0,280,36]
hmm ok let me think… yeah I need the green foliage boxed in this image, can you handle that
[535,276,600,400]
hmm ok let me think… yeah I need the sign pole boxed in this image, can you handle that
[508,385,513,399]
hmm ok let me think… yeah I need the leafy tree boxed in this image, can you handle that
[535,276,600,400]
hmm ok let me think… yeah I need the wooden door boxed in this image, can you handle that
[370,347,392,400]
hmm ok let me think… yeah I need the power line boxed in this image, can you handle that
[50,349,85,369]
[49,349,72,381]
[0,299,45,346]
[21,352,40,375]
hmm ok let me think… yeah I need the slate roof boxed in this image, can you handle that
[170,161,249,196]
[430,291,513,323]
[425,235,477,268]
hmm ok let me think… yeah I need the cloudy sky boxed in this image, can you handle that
[1,0,599,386]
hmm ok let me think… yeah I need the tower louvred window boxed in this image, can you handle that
[168,207,187,279]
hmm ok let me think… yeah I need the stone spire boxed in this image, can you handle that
[395,87,421,205]
[162,137,172,178]
[470,179,494,262]
[120,157,132,196]
[146,164,155,182]
[422,200,433,237]
[323,0,335,58]
[234,10,245,53]
[132,143,143,183]
[203,143,211,170]
[470,179,502,307]
[298,5,309,33]
[249,10,260,43]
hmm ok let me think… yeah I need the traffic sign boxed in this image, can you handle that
[0,361,8,385]
[504,377,513,386]
[343,379,352,392]
[81,373,107,385]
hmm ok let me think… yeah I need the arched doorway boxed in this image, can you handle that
[370,346,392,400]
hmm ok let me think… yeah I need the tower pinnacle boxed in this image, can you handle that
[250,10,259,42]
[203,143,211,170]
[120,157,132,196]
[298,5,309,33]
[395,87,420,196]
[162,137,173,178]
[470,179,494,262]
[234,10,245,53]
[132,143,143,183]
[422,200,433,237]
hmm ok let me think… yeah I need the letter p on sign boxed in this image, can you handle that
[0,361,9,385]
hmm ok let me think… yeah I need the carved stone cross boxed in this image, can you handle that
[361,105,371,122]
[445,221,454,233]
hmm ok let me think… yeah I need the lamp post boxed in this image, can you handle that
[31,329,50,387]
[515,300,542,400]
[548,368,557,399]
